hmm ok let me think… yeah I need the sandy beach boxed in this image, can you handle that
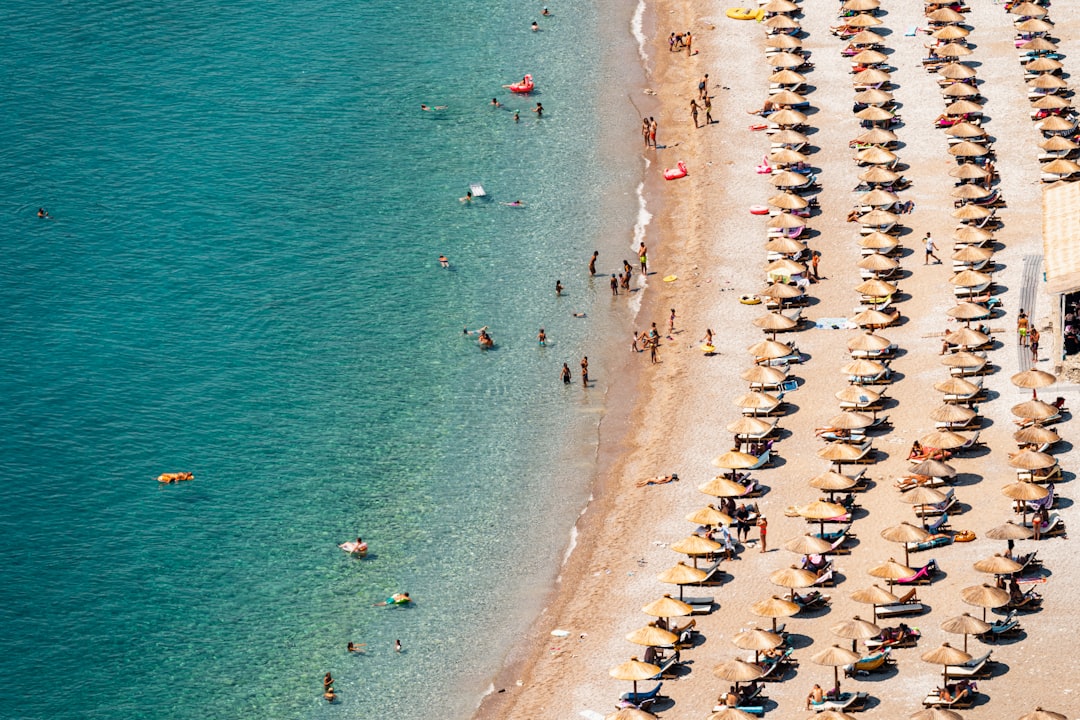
[477,1,1080,718]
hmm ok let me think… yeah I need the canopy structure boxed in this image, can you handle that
[1043,181,1080,294]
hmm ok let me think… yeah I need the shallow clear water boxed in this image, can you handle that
[0,1,641,717]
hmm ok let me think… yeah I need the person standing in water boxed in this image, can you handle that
[610,274,619,296]
[561,363,572,384]
[638,243,648,274]
[533,102,543,117]
[581,356,589,387]
[589,250,599,276]
[649,117,657,147]
[537,328,547,346]
[555,280,563,296]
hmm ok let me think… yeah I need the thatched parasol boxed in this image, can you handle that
[881,522,930,566]
[960,583,1009,621]
[831,616,881,652]
[812,645,861,695]
[940,613,990,652]
[850,584,897,623]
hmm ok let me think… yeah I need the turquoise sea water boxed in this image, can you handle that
[0,1,643,718]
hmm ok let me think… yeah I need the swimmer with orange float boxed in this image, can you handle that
[374,592,412,607]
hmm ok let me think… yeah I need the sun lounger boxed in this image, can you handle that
[793,590,830,610]
[809,692,869,713]
[914,490,956,517]
[906,535,953,553]
[896,559,939,585]
[1016,464,1062,484]
[618,683,663,711]
[876,589,925,618]
[896,475,947,491]
[923,681,977,709]
[935,416,981,431]
[947,651,993,679]
[977,610,1021,641]
[865,623,920,650]
[648,651,682,680]
[1014,411,1062,428]
[926,512,951,534]
[1005,587,1043,611]
[844,647,893,676]
[813,524,854,542]
[758,647,796,682]
[811,568,836,587]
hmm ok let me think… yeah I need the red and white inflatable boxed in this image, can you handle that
[505,74,535,93]
[664,161,688,180]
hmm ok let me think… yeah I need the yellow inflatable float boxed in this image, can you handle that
[726,7,765,20]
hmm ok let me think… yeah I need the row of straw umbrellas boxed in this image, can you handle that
[1005,0,1080,178]
[606,3,821,713]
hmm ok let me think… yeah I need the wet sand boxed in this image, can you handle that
[477,1,1080,718]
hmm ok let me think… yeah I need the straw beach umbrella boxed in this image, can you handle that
[769,148,809,167]
[1011,399,1059,423]
[765,213,806,231]
[749,340,795,362]
[950,164,989,182]
[919,429,967,451]
[1002,446,1054,470]
[1033,94,1069,111]
[811,645,861,695]
[658,562,709,601]
[852,306,896,328]
[941,613,990,652]
[707,710,755,720]
[763,14,799,30]
[626,624,678,649]
[1011,369,1056,399]
[831,616,881,652]
[1014,424,1059,448]
[927,8,964,23]
[854,127,897,145]
[734,392,782,417]
[1001,482,1049,526]
[937,43,973,58]
[608,708,657,720]
[1039,116,1075,134]
[841,359,886,382]
[986,521,1033,546]
[859,167,901,186]
[1029,74,1067,91]
[758,283,804,308]
[785,534,834,556]
[809,469,859,494]
[855,278,896,297]
[671,535,722,567]
[944,327,989,351]
[768,192,808,210]
[857,233,898,253]
[858,188,899,206]
[845,13,881,27]
[797,499,847,533]
[933,25,969,41]
[754,312,798,338]
[851,49,888,66]
[610,657,662,696]
[945,99,983,116]
[882,522,931,566]
[699,475,751,499]
[1009,1,1047,16]
[765,236,808,255]
[1028,57,1064,72]
[939,63,976,80]
[949,141,988,158]
[769,70,806,86]
[769,52,808,69]
[922,643,972,684]
[1016,18,1053,34]
[846,333,892,355]
[943,83,979,98]
[947,301,991,323]
[850,30,885,46]
[750,595,799,631]
[766,35,802,50]
[854,89,893,107]
[945,122,987,139]
[940,351,987,374]
[850,584,897,623]
[855,107,895,124]
[1021,37,1057,52]
[686,505,733,528]
[960,583,1009,621]
[951,247,993,270]
[770,567,818,600]
[909,458,957,479]
[900,485,947,528]
[843,0,880,10]
[853,68,891,85]
[732,628,784,663]
[974,553,1023,578]
[911,709,964,720]
[642,594,693,619]
[771,170,812,187]
[1019,709,1067,720]
[934,376,980,398]
[951,184,992,201]
[713,658,765,694]
[770,90,808,108]
[855,146,898,167]
[869,558,915,590]
[1041,159,1080,177]
[1039,135,1078,153]
[739,366,787,387]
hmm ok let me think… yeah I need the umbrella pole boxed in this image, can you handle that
[904,545,910,567]
[872,604,878,624]
[963,633,969,653]
[834,666,841,695]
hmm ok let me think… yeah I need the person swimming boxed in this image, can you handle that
[502,200,525,207]
[420,104,447,111]
[439,255,450,267]
[531,21,539,31]
[460,190,473,203]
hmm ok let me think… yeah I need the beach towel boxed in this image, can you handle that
[815,318,858,330]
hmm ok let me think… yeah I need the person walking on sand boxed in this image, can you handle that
[649,117,657,148]
[1030,327,1040,363]
[632,330,640,353]
[811,251,821,279]
[704,94,713,125]
[561,362,572,384]
[589,250,598,276]
[690,99,700,128]
[685,31,692,55]
[642,118,651,148]
[639,243,648,274]
[649,338,659,364]
[757,516,768,553]
[698,73,708,99]
[924,232,941,264]
[581,356,589,387]
[668,308,676,334]
[1017,309,1029,347]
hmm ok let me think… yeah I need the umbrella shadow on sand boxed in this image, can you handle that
[846,664,898,683]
